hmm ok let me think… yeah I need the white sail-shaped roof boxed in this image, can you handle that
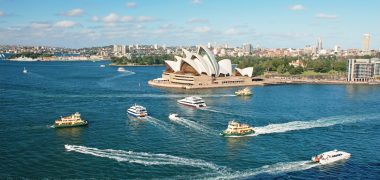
[218,59,232,76]
[164,45,253,77]
[235,67,253,77]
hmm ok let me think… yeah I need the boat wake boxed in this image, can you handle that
[64,145,222,171]
[98,71,135,88]
[170,116,216,135]
[199,107,253,118]
[207,160,319,179]
[253,114,379,136]
[145,116,173,132]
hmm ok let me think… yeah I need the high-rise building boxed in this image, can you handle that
[242,43,252,54]
[316,38,323,52]
[363,33,371,51]
[113,45,126,56]
[207,42,212,49]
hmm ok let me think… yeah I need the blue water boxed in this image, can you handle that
[1,61,380,179]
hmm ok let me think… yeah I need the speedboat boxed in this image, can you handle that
[311,150,351,164]
[52,112,88,128]
[235,87,252,96]
[177,96,206,108]
[100,64,106,68]
[127,104,148,117]
[168,113,179,121]
[117,67,126,72]
[220,120,255,137]
[23,67,27,74]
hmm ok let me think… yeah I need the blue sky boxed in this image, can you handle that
[0,0,379,49]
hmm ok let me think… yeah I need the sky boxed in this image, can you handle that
[0,0,379,49]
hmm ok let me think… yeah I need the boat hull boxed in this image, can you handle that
[220,130,255,137]
[53,121,88,128]
[177,101,206,108]
[127,111,147,117]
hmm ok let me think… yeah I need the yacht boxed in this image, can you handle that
[168,113,179,121]
[312,150,351,164]
[100,64,106,68]
[53,112,88,128]
[220,120,255,137]
[23,67,27,74]
[177,96,207,108]
[127,104,148,117]
[235,87,252,96]
[117,67,126,72]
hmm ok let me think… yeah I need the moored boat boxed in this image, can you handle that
[127,104,148,117]
[53,112,88,128]
[23,67,27,74]
[311,150,351,164]
[235,87,252,96]
[220,120,255,137]
[177,96,206,108]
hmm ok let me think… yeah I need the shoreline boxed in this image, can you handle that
[148,78,380,89]
[109,63,164,67]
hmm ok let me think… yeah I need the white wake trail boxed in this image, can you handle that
[253,114,378,136]
[65,145,222,171]
[209,160,319,180]
[145,116,173,132]
[171,117,217,135]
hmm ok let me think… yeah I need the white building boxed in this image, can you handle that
[363,33,371,51]
[347,58,380,82]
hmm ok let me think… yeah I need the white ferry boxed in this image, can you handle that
[127,104,148,117]
[312,150,351,164]
[177,96,207,108]
[117,67,126,72]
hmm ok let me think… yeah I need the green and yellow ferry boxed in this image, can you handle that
[52,112,88,128]
[220,120,255,137]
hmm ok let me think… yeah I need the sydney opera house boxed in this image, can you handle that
[149,45,261,89]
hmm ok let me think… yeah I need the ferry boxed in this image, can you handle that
[127,104,148,117]
[168,113,179,121]
[235,87,252,96]
[312,150,351,164]
[220,120,255,137]
[177,96,207,108]
[53,112,88,128]
[23,67,27,74]
[117,67,126,72]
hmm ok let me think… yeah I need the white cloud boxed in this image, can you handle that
[289,5,304,11]
[91,16,99,22]
[103,13,119,23]
[121,16,133,22]
[61,8,84,17]
[137,16,154,22]
[315,13,337,19]
[187,18,208,24]
[224,28,239,35]
[31,22,51,29]
[191,0,202,4]
[193,26,210,33]
[126,2,137,8]
[54,20,76,28]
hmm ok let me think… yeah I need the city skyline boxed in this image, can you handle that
[0,0,379,49]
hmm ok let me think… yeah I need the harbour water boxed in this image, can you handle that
[0,61,379,179]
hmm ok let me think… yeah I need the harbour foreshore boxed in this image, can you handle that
[148,78,380,89]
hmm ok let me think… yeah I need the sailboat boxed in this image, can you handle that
[23,67,28,74]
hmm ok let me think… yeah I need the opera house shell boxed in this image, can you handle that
[164,45,252,77]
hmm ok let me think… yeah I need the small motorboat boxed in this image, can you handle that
[312,150,351,164]
[168,113,179,121]
[117,67,126,72]
[23,67,27,74]
[100,64,106,68]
